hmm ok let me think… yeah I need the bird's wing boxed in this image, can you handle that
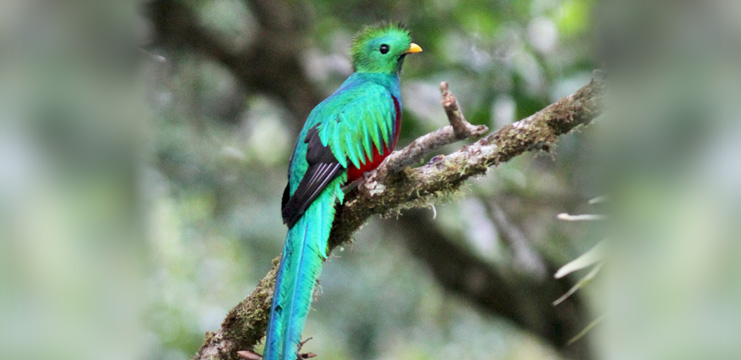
[316,83,396,169]
[281,83,396,227]
[282,125,344,227]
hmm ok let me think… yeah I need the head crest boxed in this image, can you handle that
[350,22,413,74]
[351,22,409,58]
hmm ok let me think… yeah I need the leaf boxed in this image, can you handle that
[554,239,606,279]
[588,195,610,204]
[553,263,602,306]
[567,314,606,345]
[557,213,608,221]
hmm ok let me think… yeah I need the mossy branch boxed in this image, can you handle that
[193,74,606,360]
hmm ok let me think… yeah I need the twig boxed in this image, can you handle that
[485,201,548,277]
[193,75,605,360]
[441,82,488,139]
[379,83,487,175]
[148,0,322,121]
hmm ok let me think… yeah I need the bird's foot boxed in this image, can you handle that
[342,171,377,194]
[342,178,362,193]
[361,170,376,183]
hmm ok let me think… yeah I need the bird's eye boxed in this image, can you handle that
[379,44,390,54]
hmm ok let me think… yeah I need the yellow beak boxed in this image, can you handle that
[404,43,423,54]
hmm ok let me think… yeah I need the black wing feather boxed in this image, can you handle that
[281,125,343,228]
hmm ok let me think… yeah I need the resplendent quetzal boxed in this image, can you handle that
[264,23,422,360]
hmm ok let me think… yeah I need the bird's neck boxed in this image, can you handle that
[348,72,400,93]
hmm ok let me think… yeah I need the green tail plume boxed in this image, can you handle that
[263,181,342,360]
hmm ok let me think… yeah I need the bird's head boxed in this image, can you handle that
[351,22,422,75]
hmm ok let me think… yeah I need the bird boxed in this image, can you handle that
[263,23,422,360]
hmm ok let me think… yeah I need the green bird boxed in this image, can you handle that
[264,23,422,360]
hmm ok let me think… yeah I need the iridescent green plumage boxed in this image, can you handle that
[264,23,420,360]
[316,81,395,169]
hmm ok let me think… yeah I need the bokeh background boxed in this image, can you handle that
[2,1,740,360]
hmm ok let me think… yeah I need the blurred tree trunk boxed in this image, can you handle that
[390,211,591,360]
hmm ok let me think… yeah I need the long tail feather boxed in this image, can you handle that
[264,182,340,360]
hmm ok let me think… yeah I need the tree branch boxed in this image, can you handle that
[193,74,605,360]
[148,0,322,124]
[484,200,549,277]
[378,82,488,177]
